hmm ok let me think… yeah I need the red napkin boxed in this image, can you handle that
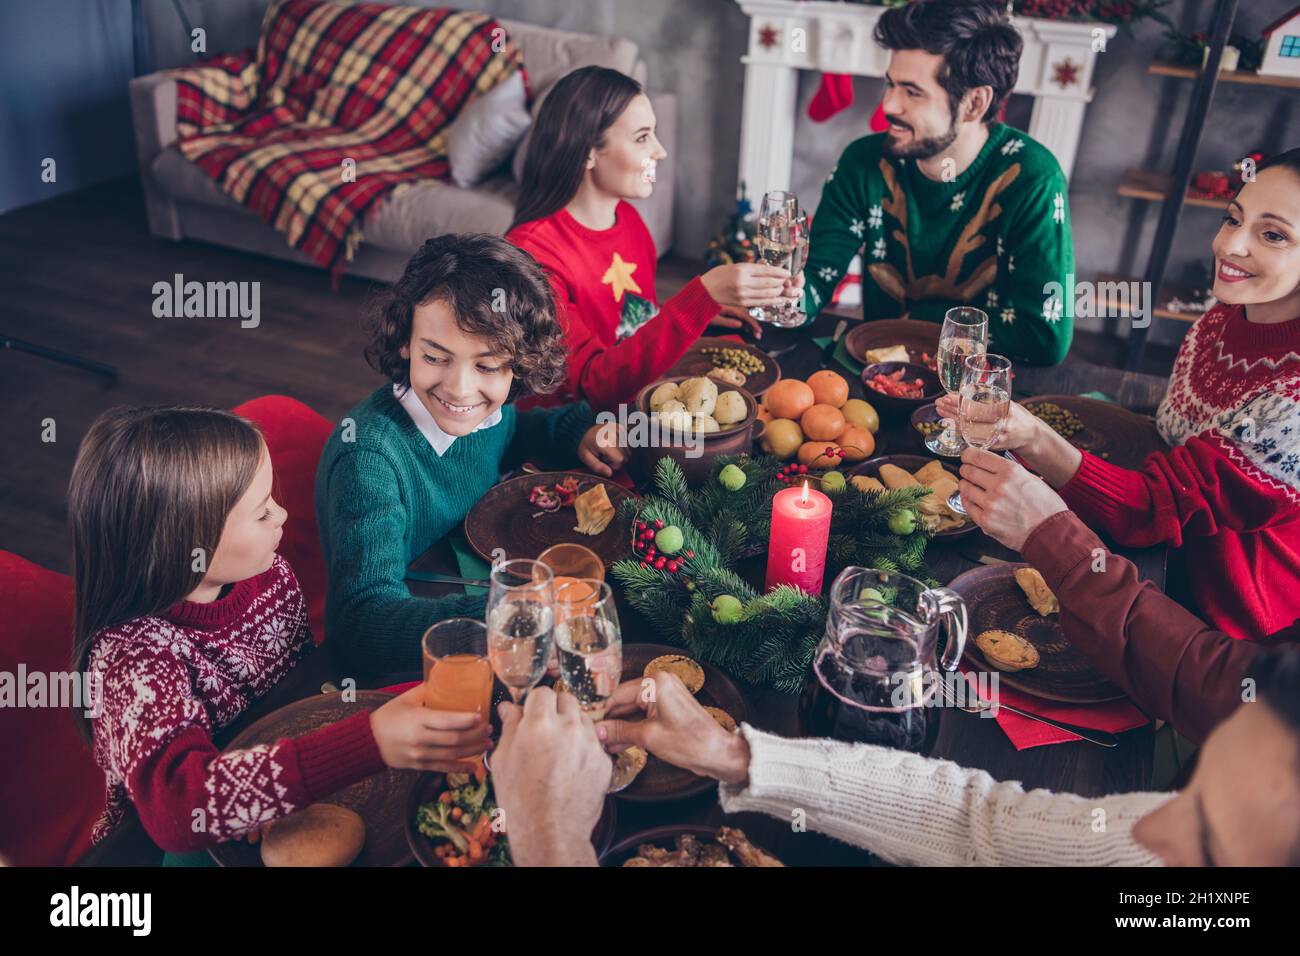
[958,666,1150,750]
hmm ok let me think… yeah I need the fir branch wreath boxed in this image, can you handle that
[610,454,934,693]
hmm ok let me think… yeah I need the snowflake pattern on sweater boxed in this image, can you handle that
[87,555,311,844]
[1156,302,1300,505]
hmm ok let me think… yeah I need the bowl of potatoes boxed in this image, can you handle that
[631,375,761,485]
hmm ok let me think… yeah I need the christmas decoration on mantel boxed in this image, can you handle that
[809,1,1170,125]
[610,455,932,693]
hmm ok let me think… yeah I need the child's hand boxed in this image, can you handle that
[578,421,626,477]
[369,684,492,772]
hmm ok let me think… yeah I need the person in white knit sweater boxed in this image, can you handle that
[490,649,1300,866]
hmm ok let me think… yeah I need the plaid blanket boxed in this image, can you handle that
[172,0,522,274]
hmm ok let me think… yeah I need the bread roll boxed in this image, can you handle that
[260,803,365,867]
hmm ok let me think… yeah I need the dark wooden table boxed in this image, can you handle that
[80,311,1169,867]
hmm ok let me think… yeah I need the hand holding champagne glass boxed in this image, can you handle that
[927,307,989,457]
[948,353,1013,516]
[752,190,808,328]
[553,579,622,720]
[487,559,555,704]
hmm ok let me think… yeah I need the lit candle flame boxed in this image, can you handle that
[801,479,809,503]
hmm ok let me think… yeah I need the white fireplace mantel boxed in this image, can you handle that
[734,0,1116,201]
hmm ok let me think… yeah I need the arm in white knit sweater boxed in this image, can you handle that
[717,724,1171,866]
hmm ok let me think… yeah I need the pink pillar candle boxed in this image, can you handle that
[765,480,833,595]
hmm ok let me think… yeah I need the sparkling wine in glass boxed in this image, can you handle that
[927,307,989,457]
[486,559,555,704]
[553,579,622,719]
[948,353,1012,517]
[752,190,807,328]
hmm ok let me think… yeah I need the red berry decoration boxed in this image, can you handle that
[798,464,808,474]
[639,560,649,568]
[685,549,695,559]
[666,560,679,573]
[654,519,664,530]
[654,557,666,570]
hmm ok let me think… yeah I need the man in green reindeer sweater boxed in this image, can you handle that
[801,0,1075,366]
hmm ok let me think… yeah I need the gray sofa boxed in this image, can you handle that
[128,18,676,282]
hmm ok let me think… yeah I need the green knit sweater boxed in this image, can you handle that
[803,124,1075,365]
[315,385,594,676]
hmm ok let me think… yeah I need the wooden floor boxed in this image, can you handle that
[0,177,1174,573]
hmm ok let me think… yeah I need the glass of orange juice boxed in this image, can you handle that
[421,618,494,723]
[538,542,604,582]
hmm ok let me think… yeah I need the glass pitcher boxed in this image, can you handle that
[800,567,968,752]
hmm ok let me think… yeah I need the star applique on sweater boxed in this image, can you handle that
[602,252,642,303]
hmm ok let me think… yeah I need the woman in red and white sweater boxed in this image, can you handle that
[69,406,490,853]
[507,66,800,412]
[940,148,1300,641]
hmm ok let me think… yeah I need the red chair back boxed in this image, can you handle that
[0,551,105,865]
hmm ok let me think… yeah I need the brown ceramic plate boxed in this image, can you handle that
[948,563,1126,704]
[209,691,415,867]
[1022,395,1168,470]
[464,471,635,569]
[405,771,617,866]
[849,454,979,541]
[599,823,782,867]
[614,643,750,803]
[665,336,782,397]
[844,318,940,370]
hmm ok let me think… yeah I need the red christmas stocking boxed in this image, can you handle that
[808,73,854,122]
[870,102,889,133]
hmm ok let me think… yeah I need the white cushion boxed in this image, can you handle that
[446,71,531,188]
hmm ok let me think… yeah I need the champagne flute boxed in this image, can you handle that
[752,190,807,328]
[553,579,622,720]
[486,559,555,704]
[927,307,989,457]
[947,353,1013,517]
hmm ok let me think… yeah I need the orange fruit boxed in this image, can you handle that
[756,402,773,425]
[800,404,846,442]
[798,441,842,470]
[764,379,815,421]
[837,425,875,462]
[806,370,849,408]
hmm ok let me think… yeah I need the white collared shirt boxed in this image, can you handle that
[394,383,502,457]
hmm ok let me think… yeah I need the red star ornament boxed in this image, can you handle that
[1052,58,1080,90]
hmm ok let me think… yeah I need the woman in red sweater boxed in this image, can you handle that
[940,148,1300,641]
[69,406,490,854]
[507,66,800,411]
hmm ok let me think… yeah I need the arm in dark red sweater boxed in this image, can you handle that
[1021,510,1299,744]
[1060,431,1299,549]
[551,271,720,413]
[102,650,385,853]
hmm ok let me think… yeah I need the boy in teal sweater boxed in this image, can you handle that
[800,0,1074,366]
[316,234,626,675]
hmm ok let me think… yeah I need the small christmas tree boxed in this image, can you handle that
[704,182,758,268]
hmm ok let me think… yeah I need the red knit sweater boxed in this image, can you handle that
[508,202,720,412]
[1060,302,1300,641]
[87,555,386,852]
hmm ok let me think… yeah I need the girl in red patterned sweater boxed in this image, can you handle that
[70,406,491,853]
[941,148,1300,640]
[507,66,801,411]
